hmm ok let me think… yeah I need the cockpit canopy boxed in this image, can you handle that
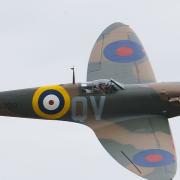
[81,79,124,95]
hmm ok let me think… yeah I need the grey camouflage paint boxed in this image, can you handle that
[0,23,178,180]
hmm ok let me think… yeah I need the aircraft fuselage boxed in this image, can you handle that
[0,81,179,122]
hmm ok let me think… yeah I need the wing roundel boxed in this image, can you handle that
[86,115,176,180]
[87,22,156,84]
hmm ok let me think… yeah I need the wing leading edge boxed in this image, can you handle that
[86,115,176,180]
[87,22,156,84]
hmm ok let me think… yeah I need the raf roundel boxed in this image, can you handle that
[103,40,145,63]
[133,149,175,167]
[32,85,71,119]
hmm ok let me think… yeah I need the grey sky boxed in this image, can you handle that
[0,0,179,179]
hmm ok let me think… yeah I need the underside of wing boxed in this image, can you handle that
[86,115,176,180]
[87,22,156,84]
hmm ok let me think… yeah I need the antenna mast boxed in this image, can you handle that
[70,67,75,84]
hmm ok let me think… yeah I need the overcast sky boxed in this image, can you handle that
[0,0,180,179]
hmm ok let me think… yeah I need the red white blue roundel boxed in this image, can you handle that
[38,90,65,114]
[133,149,175,167]
[103,40,145,63]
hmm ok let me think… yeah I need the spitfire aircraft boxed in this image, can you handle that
[0,22,178,180]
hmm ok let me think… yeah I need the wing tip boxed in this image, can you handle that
[97,22,128,41]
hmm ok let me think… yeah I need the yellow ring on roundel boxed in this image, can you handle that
[32,85,71,119]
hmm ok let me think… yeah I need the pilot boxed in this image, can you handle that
[99,83,108,94]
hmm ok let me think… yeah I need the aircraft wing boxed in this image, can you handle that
[86,115,176,180]
[87,22,156,84]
